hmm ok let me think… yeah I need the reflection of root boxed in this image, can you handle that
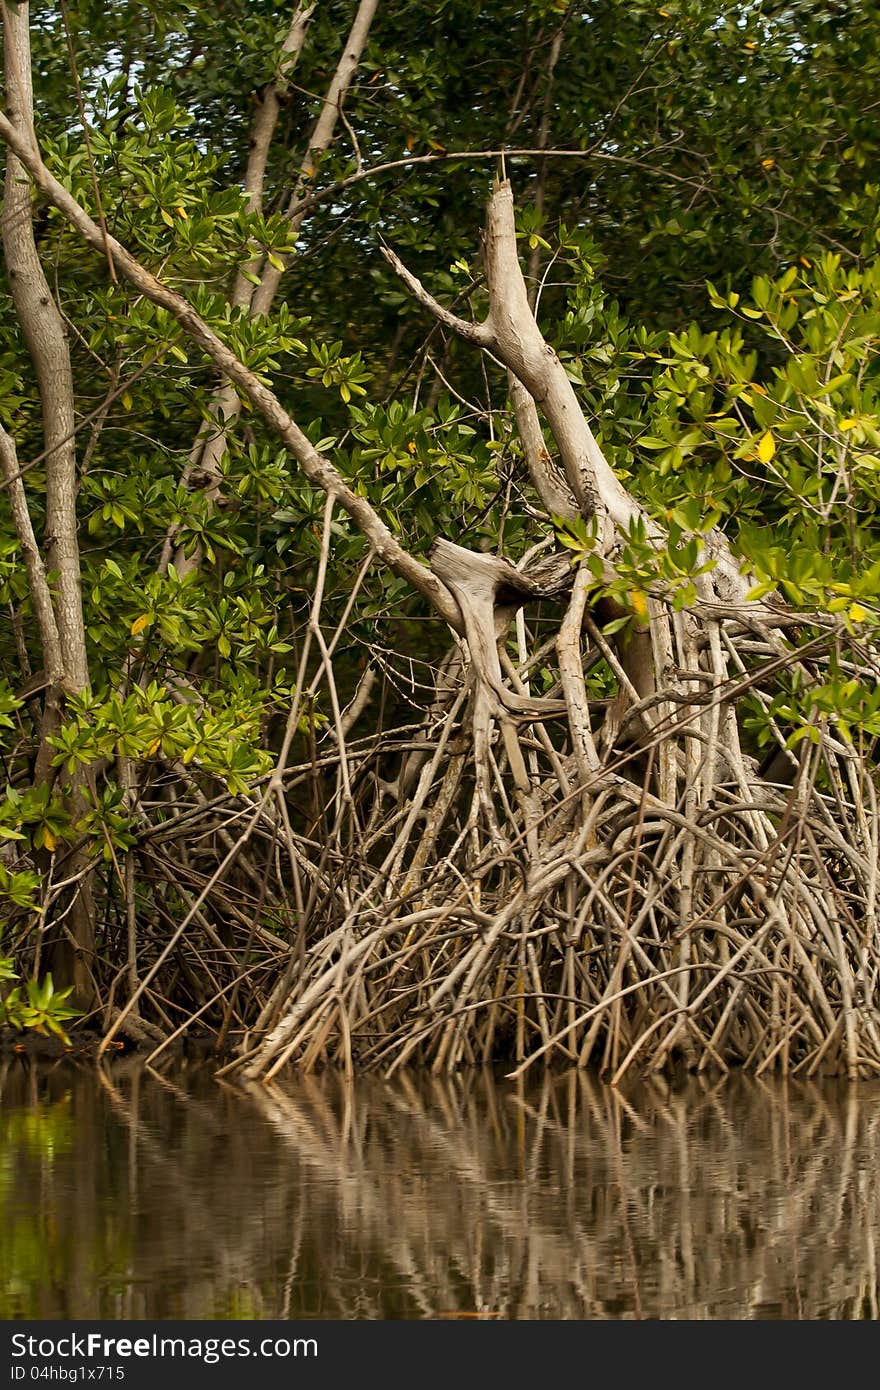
[244,1069,880,1319]
[3,1063,879,1317]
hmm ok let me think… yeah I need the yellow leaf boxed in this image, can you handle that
[130,613,151,636]
[41,828,56,852]
[176,205,188,219]
[839,418,858,431]
[761,158,775,170]
[744,40,757,50]
[848,603,868,624]
[147,738,161,757]
[757,430,776,463]
[121,390,133,411]
[799,255,812,268]
[629,589,649,619]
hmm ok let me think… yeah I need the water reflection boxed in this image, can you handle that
[1,1057,879,1318]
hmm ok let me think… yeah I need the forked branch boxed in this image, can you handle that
[0,110,463,632]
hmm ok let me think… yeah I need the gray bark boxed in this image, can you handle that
[2,1,89,694]
[2,1,95,1006]
[170,0,379,579]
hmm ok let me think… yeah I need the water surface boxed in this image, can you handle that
[1,1059,878,1318]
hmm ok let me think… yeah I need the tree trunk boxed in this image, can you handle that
[165,0,379,580]
[2,1,95,1007]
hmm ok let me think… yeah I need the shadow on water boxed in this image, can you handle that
[1,1057,879,1319]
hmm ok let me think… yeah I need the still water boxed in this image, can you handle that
[1,1058,878,1319]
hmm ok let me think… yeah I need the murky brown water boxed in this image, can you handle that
[1,1057,879,1318]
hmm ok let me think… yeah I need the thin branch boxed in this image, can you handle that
[380,243,492,347]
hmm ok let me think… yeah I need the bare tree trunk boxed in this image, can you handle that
[165,0,379,580]
[2,1,95,1006]
[2,3,89,693]
[231,3,316,308]
[0,422,67,787]
[0,425,64,681]
[251,0,380,315]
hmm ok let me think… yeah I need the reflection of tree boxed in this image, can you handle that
[0,1058,78,1318]
[1,1061,879,1318]
[250,1070,880,1319]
